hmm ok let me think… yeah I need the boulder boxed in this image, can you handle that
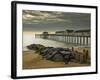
[40,47,53,56]
[51,53,64,61]
[27,44,45,53]
[41,47,72,63]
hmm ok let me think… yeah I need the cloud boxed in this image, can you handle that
[22,10,67,24]
[23,10,90,32]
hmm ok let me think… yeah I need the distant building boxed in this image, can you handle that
[75,30,90,36]
[65,29,74,35]
[42,32,48,39]
[55,31,65,35]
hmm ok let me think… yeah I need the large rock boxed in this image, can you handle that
[27,44,45,53]
[51,53,64,61]
[41,47,72,63]
[40,47,53,56]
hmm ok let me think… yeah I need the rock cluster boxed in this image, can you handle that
[27,44,73,64]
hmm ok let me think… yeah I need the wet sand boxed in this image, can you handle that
[23,48,90,69]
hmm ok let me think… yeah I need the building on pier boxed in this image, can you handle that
[75,29,90,36]
[42,32,48,39]
[55,31,65,35]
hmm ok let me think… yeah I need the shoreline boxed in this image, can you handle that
[23,45,90,51]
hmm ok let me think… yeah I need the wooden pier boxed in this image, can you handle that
[35,34,90,46]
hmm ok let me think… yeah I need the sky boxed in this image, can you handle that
[22,10,91,33]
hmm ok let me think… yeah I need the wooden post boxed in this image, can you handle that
[88,37,91,45]
[73,36,75,44]
[83,37,85,45]
[66,36,68,43]
[68,36,70,43]
[80,36,81,45]
[72,36,73,44]
[74,36,76,44]
[86,36,88,46]
[69,36,70,43]
[77,36,79,45]
[70,36,72,43]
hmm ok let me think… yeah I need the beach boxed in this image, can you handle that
[23,47,90,69]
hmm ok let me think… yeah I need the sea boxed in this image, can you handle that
[23,34,90,51]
